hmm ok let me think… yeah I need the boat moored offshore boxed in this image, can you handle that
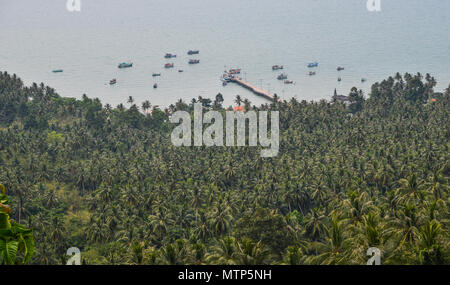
[152,73,161,77]
[52,69,63,73]
[229,68,241,74]
[272,65,283,71]
[109,79,117,85]
[189,59,200,64]
[277,73,288,80]
[307,62,318,68]
[165,63,174,68]
[222,76,232,82]
[337,66,345,71]
[165,53,177,58]
[188,50,200,55]
[118,62,133,68]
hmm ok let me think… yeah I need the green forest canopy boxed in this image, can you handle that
[0,71,448,265]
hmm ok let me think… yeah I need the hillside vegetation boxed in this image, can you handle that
[0,71,448,264]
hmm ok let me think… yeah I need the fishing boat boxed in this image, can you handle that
[109,79,117,85]
[272,65,283,71]
[165,63,174,68]
[222,74,232,82]
[309,71,316,76]
[189,59,200,64]
[52,69,63,73]
[178,70,184,73]
[152,73,161,77]
[153,83,158,89]
[165,53,177,58]
[221,74,232,85]
[118,62,133,69]
[229,68,241,74]
[187,50,200,55]
[277,73,288,80]
[284,80,294,84]
[337,66,345,71]
[338,77,342,82]
[361,78,367,83]
[307,62,318,68]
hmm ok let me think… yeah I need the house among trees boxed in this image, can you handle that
[332,88,350,105]
[233,106,245,112]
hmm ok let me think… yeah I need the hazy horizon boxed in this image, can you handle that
[1,0,449,107]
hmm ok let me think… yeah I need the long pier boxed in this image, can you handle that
[230,77,274,101]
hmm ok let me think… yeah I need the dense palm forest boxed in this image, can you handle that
[0,71,448,265]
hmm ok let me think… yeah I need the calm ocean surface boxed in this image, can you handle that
[0,0,449,108]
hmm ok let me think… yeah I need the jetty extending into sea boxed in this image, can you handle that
[229,76,274,101]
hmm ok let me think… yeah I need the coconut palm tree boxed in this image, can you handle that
[232,238,271,265]
[206,237,237,265]
[309,216,350,265]
[142,100,151,113]
[304,208,327,241]
[127,96,134,106]
[418,220,445,264]
[234,95,242,106]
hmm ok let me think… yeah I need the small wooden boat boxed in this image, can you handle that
[165,53,177,58]
[118,62,133,68]
[272,65,283,71]
[309,71,316,76]
[178,70,184,73]
[277,73,288,80]
[187,50,200,55]
[189,59,200,64]
[165,63,174,68]
[337,66,345,71]
[361,78,367,83]
[229,68,241,74]
[338,77,342,82]
[307,62,318,68]
[152,73,161,77]
[52,69,63,73]
[222,74,232,82]
[153,83,158,89]
[284,80,294,84]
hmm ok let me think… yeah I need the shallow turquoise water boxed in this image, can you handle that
[0,0,449,108]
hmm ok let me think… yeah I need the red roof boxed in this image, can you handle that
[234,106,245,112]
